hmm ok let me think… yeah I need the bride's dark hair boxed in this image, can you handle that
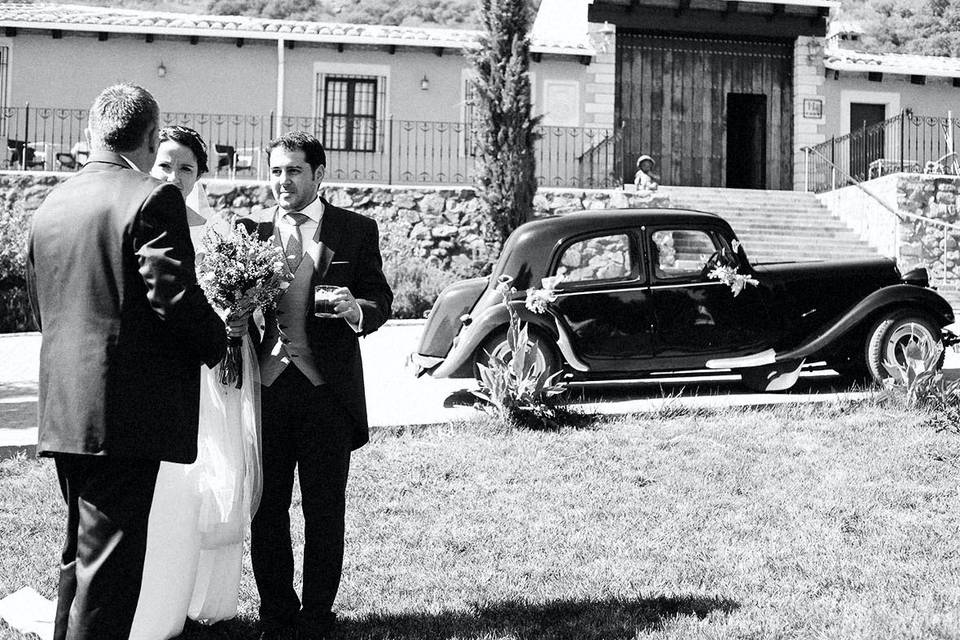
[158,125,209,177]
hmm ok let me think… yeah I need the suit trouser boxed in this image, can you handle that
[252,366,353,630]
[52,453,160,640]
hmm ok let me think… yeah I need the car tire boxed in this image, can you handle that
[864,311,942,383]
[475,329,560,388]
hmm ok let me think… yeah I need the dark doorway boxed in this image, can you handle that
[726,93,767,189]
[849,102,886,180]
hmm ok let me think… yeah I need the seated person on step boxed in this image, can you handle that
[634,154,659,191]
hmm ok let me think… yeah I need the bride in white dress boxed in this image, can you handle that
[129,126,262,639]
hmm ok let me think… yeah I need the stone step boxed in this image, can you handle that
[746,250,879,258]
[661,186,819,198]
[654,185,886,268]
[744,244,875,254]
[722,216,849,232]
[713,219,849,228]
[673,198,826,206]
[735,230,874,242]
[688,209,831,217]
[733,230,871,241]
[696,208,838,216]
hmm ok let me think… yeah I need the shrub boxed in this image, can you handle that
[0,202,35,332]
[384,256,462,319]
[472,275,580,430]
[380,222,488,319]
[882,334,960,432]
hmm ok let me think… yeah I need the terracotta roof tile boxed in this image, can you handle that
[0,2,594,55]
[825,46,960,78]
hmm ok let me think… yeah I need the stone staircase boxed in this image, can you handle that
[659,186,881,264]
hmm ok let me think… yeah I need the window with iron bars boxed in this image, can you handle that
[316,75,384,152]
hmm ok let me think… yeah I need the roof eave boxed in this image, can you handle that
[824,56,960,79]
[0,17,595,57]
[737,0,840,8]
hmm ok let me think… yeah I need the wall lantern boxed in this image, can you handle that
[157,61,167,78]
[420,74,429,91]
[595,21,616,54]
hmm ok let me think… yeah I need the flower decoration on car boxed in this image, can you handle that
[708,264,759,297]
[525,275,564,313]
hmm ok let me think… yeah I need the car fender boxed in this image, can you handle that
[773,284,954,363]
[417,276,489,358]
[429,302,559,378]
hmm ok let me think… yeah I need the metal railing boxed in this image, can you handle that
[0,104,621,188]
[805,111,960,194]
[805,145,960,291]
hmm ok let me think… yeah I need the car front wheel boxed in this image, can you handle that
[865,311,942,383]
[475,329,560,388]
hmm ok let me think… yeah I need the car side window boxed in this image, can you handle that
[651,229,719,279]
[554,233,635,284]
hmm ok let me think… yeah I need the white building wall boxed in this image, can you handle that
[793,35,827,191]
[582,22,615,129]
[3,28,592,125]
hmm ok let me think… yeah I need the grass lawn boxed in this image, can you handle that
[1,398,960,639]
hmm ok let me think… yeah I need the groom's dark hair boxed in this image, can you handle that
[88,83,159,153]
[267,131,326,173]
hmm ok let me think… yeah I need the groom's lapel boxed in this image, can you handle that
[314,198,340,281]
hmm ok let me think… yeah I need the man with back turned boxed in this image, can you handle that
[27,83,226,639]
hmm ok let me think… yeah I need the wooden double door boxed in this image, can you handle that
[616,33,794,190]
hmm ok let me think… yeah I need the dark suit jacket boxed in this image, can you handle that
[240,199,393,449]
[27,151,227,463]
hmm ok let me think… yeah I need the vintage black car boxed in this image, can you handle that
[412,209,958,391]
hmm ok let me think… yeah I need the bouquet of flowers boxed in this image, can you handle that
[197,224,291,388]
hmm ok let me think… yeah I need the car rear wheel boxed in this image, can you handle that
[475,329,560,388]
[865,311,942,383]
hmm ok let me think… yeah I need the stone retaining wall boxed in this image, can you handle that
[897,174,960,283]
[2,173,670,270]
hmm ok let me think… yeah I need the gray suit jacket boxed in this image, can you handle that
[27,151,226,462]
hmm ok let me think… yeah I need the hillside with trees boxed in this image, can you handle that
[204,0,483,27]
[40,0,498,28]
[839,0,960,56]
[33,0,960,57]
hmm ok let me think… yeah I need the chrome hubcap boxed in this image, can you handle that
[885,322,937,367]
[488,339,548,377]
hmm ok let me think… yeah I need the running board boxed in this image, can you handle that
[705,349,777,369]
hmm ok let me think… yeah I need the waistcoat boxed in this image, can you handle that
[259,217,324,386]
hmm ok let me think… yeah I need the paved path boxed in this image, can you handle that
[3,322,956,457]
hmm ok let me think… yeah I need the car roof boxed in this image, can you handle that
[523,208,723,235]
[494,208,730,289]
[511,208,727,246]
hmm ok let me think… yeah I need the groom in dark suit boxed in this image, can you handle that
[242,132,392,640]
[27,84,226,639]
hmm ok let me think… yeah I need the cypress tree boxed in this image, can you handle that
[469,0,540,261]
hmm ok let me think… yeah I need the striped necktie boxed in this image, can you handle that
[284,212,311,273]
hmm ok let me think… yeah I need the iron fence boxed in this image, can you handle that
[0,104,620,189]
[804,111,960,193]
